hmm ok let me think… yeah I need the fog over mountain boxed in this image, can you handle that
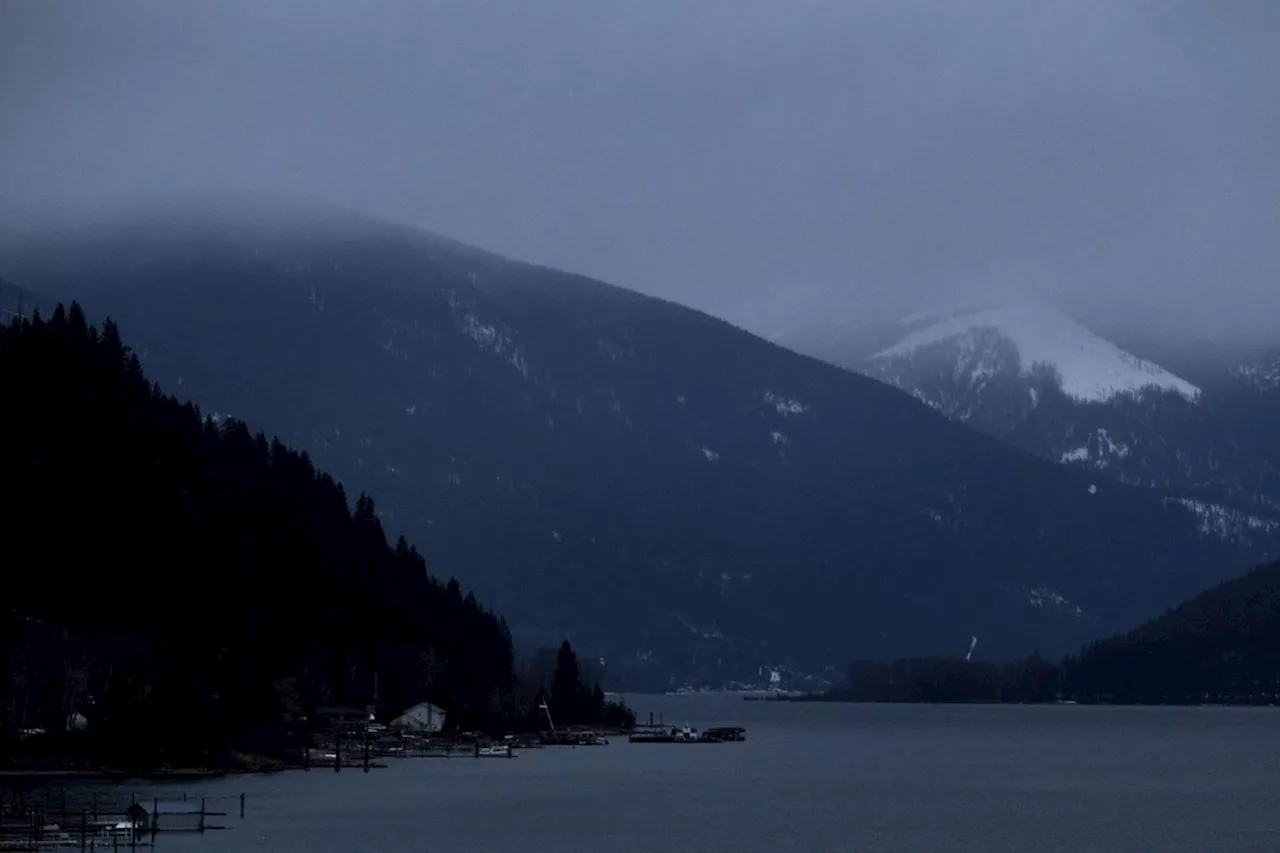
[3,0,1279,340]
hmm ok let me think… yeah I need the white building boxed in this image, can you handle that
[390,701,446,733]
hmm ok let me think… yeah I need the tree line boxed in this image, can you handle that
[0,302,628,770]
[828,557,1280,705]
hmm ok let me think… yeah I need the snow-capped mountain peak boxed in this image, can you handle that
[872,302,1200,403]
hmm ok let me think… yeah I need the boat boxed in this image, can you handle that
[475,743,515,757]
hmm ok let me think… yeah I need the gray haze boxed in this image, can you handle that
[2,0,1279,339]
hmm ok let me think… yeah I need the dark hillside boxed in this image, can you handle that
[1069,559,1280,703]
[0,303,517,767]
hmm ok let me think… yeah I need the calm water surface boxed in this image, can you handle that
[81,698,1280,852]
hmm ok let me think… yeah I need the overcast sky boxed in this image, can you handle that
[2,0,1278,338]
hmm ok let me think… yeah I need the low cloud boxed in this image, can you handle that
[2,0,1278,338]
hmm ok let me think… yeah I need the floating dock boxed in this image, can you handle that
[628,714,746,744]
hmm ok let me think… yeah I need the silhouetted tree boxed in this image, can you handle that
[552,641,582,721]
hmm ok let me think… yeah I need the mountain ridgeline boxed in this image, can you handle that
[2,201,1271,687]
[780,305,1280,528]
[0,302,627,768]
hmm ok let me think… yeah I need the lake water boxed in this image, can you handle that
[51,697,1280,852]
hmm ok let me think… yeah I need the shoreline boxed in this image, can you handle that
[0,752,290,781]
[0,732,630,781]
[0,768,234,780]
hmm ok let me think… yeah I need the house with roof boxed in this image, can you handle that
[389,701,446,733]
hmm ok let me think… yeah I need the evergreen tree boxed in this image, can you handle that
[551,640,582,722]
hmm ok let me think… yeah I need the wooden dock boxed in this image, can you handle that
[0,792,248,852]
[628,712,747,744]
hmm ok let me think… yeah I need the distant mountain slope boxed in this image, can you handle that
[3,200,1273,687]
[780,302,1280,521]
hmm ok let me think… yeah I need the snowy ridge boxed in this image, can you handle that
[873,303,1200,403]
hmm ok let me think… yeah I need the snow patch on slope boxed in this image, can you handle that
[1027,587,1084,618]
[455,311,530,378]
[873,303,1200,403]
[1168,498,1279,541]
[762,390,809,416]
[1233,360,1280,391]
[1058,428,1131,468]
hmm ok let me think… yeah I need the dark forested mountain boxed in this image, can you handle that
[0,303,522,766]
[1068,558,1280,703]
[778,303,1280,528]
[3,200,1275,687]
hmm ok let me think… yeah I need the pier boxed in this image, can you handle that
[0,791,248,851]
[628,713,747,744]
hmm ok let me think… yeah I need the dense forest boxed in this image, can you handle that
[829,558,1280,705]
[1068,557,1280,703]
[0,302,629,770]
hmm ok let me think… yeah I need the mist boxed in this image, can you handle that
[2,0,1278,339]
